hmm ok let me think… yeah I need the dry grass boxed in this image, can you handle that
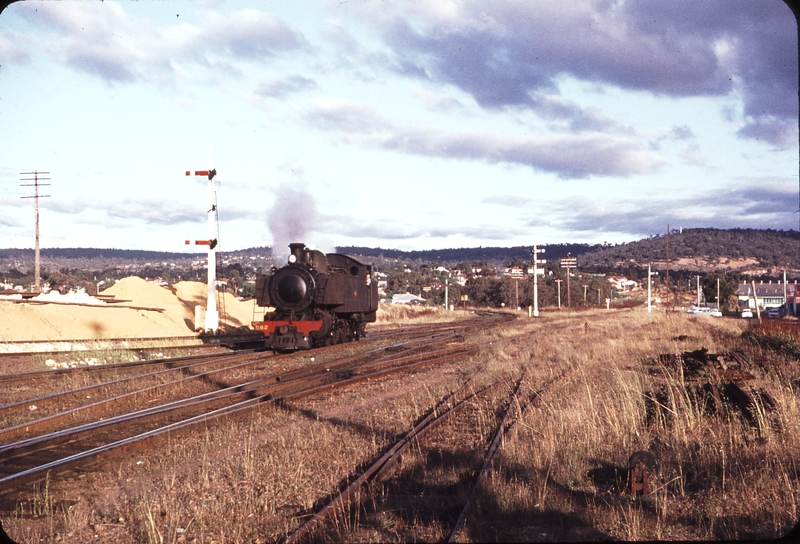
[460,310,799,542]
[375,303,465,324]
[2,308,798,542]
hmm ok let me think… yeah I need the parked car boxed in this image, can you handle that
[741,309,753,318]
[765,307,785,319]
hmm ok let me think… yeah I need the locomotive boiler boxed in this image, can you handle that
[252,243,379,349]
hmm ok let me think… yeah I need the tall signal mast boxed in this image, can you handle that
[531,244,545,317]
[185,168,219,333]
[20,171,51,292]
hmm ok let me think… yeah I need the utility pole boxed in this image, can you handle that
[555,279,562,308]
[531,245,545,317]
[582,284,588,304]
[696,275,701,307]
[514,277,520,310]
[20,171,51,292]
[444,273,450,311]
[666,224,670,307]
[647,264,658,313]
[560,254,577,308]
[783,270,788,310]
[752,280,762,321]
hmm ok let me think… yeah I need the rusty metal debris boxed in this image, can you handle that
[628,450,658,496]
[653,349,756,381]
[647,349,776,427]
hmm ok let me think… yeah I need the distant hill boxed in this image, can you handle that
[336,243,599,263]
[1,228,797,277]
[577,228,800,274]
[0,247,204,261]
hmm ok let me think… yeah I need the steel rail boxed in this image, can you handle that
[0,325,456,419]
[277,348,479,402]
[448,367,571,542]
[1,312,511,451]
[0,332,468,445]
[0,348,248,385]
[0,313,513,491]
[272,330,465,384]
[0,312,480,392]
[0,350,266,413]
[285,375,503,544]
[448,372,529,543]
[0,373,296,462]
[0,343,482,493]
[0,351,278,440]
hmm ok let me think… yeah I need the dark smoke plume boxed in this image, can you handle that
[267,182,318,263]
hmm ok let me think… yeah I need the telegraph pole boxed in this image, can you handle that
[696,275,701,307]
[555,279,562,308]
[666,224,670,306]
[531,245,545,317]
[20,171,51,292]
[647,264,658,313]
[444,273,450,311]
[560,254,577,308]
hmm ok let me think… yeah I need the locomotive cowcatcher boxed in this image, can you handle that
[252,243,378,349]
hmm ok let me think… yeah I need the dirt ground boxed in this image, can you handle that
[0,277,259,343]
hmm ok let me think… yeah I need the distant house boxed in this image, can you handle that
[737,281,797,314]
[451,269,468,286]
[608,276,639,291]
[391,293,426,305]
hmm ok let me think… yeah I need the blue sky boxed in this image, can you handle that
[0,0,797,254]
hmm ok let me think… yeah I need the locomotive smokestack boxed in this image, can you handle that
[288,243,307,264]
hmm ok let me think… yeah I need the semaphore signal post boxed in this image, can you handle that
[185,168,219,333]
[560,254,577,308]
[20,171,51,292]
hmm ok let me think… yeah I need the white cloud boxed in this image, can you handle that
[303,99,662,178]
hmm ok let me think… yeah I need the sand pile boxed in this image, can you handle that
[171,281,257,328]
[102,277,189,314]
[0,277,259,342]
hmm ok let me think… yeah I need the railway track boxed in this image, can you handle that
[0,312,512,497]
[283,344,573,543]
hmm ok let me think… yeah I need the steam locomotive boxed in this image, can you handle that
[252,243,379,350]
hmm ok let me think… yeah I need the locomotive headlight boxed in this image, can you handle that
[288,254,297,263]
